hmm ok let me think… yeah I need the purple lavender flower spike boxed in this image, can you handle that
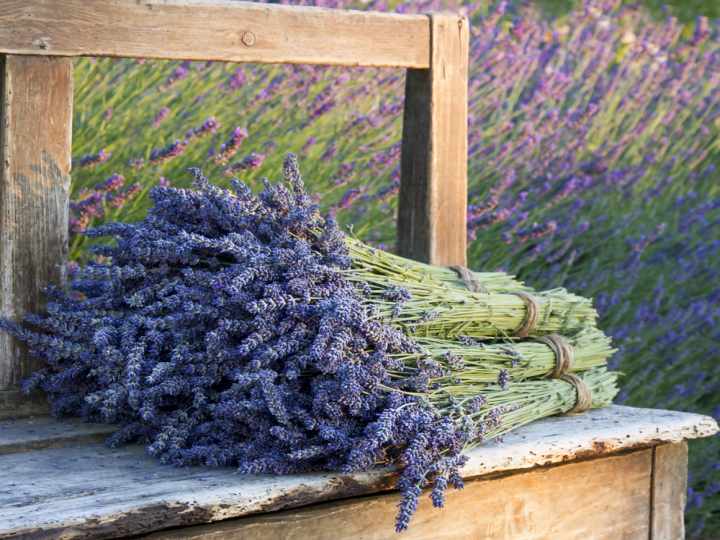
[152,107,171,128]
[227,67,246,90]
[149,140,188,164]
[75,148,111,168]
[225,152,266,175]
[215,127,249,164]
[94,173,125,193]
[185,117,220,140]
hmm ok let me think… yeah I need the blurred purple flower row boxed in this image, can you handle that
[70,173,141,234]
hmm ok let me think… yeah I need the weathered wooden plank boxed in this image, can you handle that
[0,55,73,414]
[0,1,430,68]
[150,450,654,540]
[459,406,716,476]
[0,417,115,455]
[0,406,715,538]
[0,389,46,420]
[398,13,469,265]
[651,442,688,540]
[0,443,394,540]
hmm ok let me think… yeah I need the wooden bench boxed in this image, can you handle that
[0,2,717,538]
[1,406,717,538]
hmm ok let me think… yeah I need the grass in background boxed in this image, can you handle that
[69,0,719,536]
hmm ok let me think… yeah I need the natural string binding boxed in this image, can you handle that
[536,334,591,413]
[448,265,488,294]
[512,291,539,338]
[448,267,539,338]
[448,267,540,340]
[451,266,590,413]
[559,372,593,414]
[536,333,573,378]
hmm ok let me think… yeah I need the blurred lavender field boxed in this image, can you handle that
[69,0,719,535]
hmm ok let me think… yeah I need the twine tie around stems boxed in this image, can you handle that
[537,333,574,378]
[560,372,593,414]
[536,334,590,413]
[448,265,488,294]
[448,266,539,337]
[512,291,539,338]
[448,265,591,413]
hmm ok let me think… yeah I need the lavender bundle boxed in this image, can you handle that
[346,236,530,293]
[1,155,618,532]
[347,238,597,339]
[397,327,615,385]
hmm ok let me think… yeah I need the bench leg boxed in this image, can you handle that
[651,442,688,540]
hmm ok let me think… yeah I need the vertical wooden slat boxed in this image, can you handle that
[398,13,469,265]
[650,442,688,540]
[0,55,73,417]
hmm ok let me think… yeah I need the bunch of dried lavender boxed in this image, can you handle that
[347,237,597,338]
[0,155,618,532]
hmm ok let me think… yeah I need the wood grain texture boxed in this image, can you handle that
[0,389,48,420]
[0,0,430,68]
[150,450,653,540]
[651,442,688,540]
[0,406,715,538]
[0,55,72,411]
[0,416,115,455]
[398,13,469,265]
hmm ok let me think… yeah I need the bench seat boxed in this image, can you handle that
[0,405,716,539]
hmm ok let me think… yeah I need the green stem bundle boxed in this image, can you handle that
[344,236,619,453]
[345,236,532,293]
[346,237,597,338]
[346,236,528,293]
[441,368,619,450]
[395,326,615,384]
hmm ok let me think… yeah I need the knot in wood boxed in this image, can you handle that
[241,31,256,47]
